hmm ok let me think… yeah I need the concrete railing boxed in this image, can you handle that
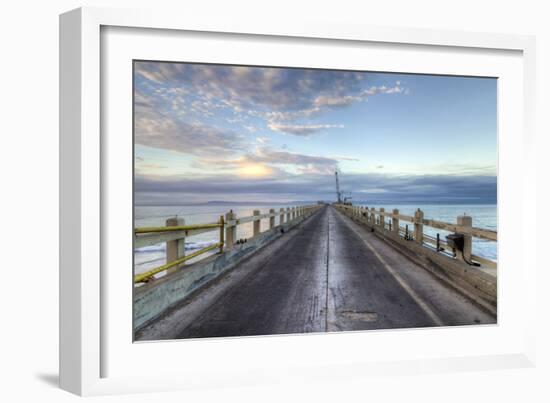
[223,205,319,249]
[134,204,322,283]
[334,204,497,269]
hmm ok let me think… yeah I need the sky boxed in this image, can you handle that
[134,61,497,205]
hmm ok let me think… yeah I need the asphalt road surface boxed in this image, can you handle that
[154,205,495,340]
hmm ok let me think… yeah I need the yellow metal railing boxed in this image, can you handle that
[134,216,225,284]
[135,223,222,234]
[134,242,223,283]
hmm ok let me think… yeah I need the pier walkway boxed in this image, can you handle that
[136,206,495,340]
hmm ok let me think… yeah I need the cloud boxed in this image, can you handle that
[135,62,407,139]
[256,136,270,144]
[362,85,404,96]
[134,62,410,182]
[334,155,360,162]
[251,147,338,168]
[268,123,344,136]
[193,147,338,176]
[135,63,366,113]
[261,107,322,123]
[432,164,496,176]
[135,115,245,157]
[314,94,362,107]
[134,90,246,157]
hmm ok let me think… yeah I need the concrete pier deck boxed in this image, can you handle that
[137,205,495,341]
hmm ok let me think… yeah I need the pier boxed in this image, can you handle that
[134,203,497,340]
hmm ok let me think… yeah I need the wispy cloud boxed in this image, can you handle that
[314,94,362,107]
[333,155,360,162]
[363,85,404,96]
[268,123,344,136]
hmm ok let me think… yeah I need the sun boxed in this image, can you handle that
[238,163,272,178]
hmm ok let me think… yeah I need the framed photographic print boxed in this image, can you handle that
[60,7,537,396]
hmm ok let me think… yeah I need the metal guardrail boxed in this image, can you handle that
[135,223,222,234]
[134,204,322,283]
[134,217,226,283]
[134,242,223,283]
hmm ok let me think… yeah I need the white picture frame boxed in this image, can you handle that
[60,6,537,396]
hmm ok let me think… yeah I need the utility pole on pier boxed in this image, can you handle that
[335,171,342,203]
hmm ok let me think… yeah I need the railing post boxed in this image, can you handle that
[286,207,291,222]
[414,208,424,244]
[253,209,261,236]
[269,208,275,229]
[166,217,185,274]
[392,208,399,234]
[379,208,385,229]
[219,215,224,253]
[225,210,236,250]
[457,215,472,261]
[292,207,296,220]
[279,207,285,225]
[370,207,375,224]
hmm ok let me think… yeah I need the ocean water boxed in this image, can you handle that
[134,203,497,279]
